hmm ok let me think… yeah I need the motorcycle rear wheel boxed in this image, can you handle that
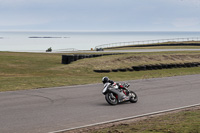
[129,91,138,103]
[105,93,118,105]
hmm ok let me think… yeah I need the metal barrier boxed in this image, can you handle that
[95,37,200,49]
[54,48,78,52]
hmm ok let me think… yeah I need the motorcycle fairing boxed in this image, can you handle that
[102,82,131,103]
[109,88,129,103]
[102,83,111,94]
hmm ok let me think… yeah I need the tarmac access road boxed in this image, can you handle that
[0,74,200,133]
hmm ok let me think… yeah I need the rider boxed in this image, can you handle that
[102,76,114,84]
[102,77,129,95]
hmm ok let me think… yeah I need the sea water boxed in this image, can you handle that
[0,31,200,52]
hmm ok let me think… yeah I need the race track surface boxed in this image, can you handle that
[0,74,200,133]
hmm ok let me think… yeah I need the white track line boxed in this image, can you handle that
[49,103,200,133]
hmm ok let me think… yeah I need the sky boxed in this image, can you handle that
[0,0,200,31]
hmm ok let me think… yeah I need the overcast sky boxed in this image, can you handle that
[0,0,200,31]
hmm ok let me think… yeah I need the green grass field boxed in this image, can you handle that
[0,51,200,91]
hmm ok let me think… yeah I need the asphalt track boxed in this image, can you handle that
[0,74,200,133]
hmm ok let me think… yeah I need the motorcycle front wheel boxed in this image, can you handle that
[105,93,118,105]
[129,91,138,103]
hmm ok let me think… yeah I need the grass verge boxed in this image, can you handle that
[0,51,200,91]
[87,106,200,133]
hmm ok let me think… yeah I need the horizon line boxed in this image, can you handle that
[1,30,200,32]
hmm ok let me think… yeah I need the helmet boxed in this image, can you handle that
[102,77,109,84]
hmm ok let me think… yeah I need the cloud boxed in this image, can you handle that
[0,0,65,8]
[167,0,200,7]
[171,18,200,28]
[1,0,200,31]
[0,13,51,27]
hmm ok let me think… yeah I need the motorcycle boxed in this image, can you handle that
[102,82,138,105]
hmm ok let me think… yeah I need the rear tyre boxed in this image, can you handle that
[129,91,138,103]
[105,93,118,105]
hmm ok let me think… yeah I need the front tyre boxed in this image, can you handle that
[105,93,118,105]
[129,91,138,103]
